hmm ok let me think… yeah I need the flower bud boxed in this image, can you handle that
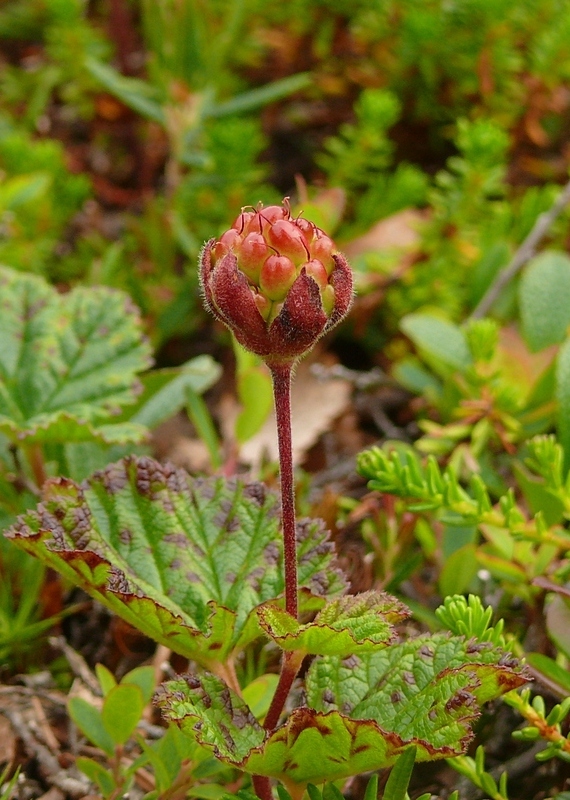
[200,199,353,364]
[260,254,297,301]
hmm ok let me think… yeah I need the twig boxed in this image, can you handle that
[310,362,394,390]
[49,636,101,696]
[0,684,66,707]
[470,176,570,320]
[2,708,89,798]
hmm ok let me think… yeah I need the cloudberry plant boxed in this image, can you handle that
[201,201,353,797]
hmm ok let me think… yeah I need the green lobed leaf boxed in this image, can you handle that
[257,591,409,656]
[6,456,346,666]
[156,672,266,763]
[306,633,527,747]
[519,251,570,351]
[158,631,527,786]
[0,266,152,445]
[157,673,408,785]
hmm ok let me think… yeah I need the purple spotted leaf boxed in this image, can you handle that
[257,590,410,656]
[157,627,527,786]
[5,456,346,666]
[306,632,529,757]
[0,266,152,445]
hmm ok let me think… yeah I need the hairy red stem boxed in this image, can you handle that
[269,361,298,619]
[263,651,304,732]
[252,776,273,800]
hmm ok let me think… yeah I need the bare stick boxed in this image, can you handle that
[470,177,570,320]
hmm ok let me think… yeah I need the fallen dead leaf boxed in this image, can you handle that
[342,208,426,258]
[238,353,352,468]
[497,325,556,398]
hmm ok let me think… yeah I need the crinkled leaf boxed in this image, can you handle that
[257,591,409,656]
[306,633,527,750]
[6,456,346,666]
[156,673,265,762]
[0,266,152,445]
[158,632,527,786]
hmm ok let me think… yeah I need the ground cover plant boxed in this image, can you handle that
[2,2,570,800]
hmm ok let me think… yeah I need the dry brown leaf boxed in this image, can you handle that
[238,354,352,468]
[343,208,426,258]
[497,325,556,398]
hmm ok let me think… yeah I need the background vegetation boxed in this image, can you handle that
[2,0,570,798]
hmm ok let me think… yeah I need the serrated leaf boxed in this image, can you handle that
[156,672,266,762]
[6,456,346,666]
[157,673,408,785]
[0,266,152,445]
[257,591,409,656]
[519,251,570,351]
[158,632,527,786]
[306,633,526,738]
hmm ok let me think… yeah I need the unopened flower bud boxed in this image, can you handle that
[200,199,353,364]
[260,254,297,301]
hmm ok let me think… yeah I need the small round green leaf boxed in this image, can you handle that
[400,313,471,370]
[520,251,570,351]
[68,697,115,755]
[102,683,144,745]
